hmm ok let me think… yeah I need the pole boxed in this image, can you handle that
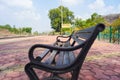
[98,33,100,40]
[60,0,63,35]
[109,26,112,43]
[118,26,120,44]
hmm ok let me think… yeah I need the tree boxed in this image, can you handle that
[12,26,19,34]
[86,13,105,27]
[74,18,86,29]
[4,24,12,30]
[110,17,120,34]
[111,17,120,27]
[22,27,32,34]
[0,24,12,31]
[111,17,120,42]
[48,6,74,32]
[33,31,39,35]
[73,13,105,30]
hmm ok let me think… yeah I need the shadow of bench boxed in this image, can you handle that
[25,23,105,80]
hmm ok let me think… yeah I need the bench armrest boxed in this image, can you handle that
[29,43,85,62]
[56,31,74,43]
[28,43,85,73]
[56,35,71,43]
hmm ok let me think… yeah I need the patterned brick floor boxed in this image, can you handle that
[0,36,120,80]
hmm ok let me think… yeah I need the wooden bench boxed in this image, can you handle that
[25,23,105,80]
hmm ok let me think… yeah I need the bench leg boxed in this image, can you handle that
[71,67,80,80]
[43,73,65,80]
[25,63,39,80]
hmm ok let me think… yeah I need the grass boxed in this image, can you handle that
[86,52,120,61]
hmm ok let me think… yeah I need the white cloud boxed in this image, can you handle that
[75,14,91,20]
[14,10,40,21]
[0,0,33,9]
[13,7,42,32]
[88,0,115,15]
[12,10,42,32]
[88,0,105,10]
[0,0,43,32]
[0,4,5,11]
[75,15,82,19]
[118,4,120,10]
[0,0,37,20]
[59,0,84,6]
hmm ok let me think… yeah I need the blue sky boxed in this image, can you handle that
[0,0,120,32]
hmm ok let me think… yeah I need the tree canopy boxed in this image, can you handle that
[74,18,86,29]
[0,24,32,34]
[73,13,105,30]
[86,13,105,27]
[48,6,74,32]
[111,17,120,27]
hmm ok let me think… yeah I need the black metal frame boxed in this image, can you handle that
[25,23,105,80]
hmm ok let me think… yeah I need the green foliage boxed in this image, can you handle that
[101,17,120,41]
[33,31,39,35]
[111,17,120,27]
[100,26,120,43]
[0,24,12,31]
[48,6,74,32]
[85,13,105,27]
[73,13,105,30]
[22,27,32,34]
[48,6,105,33]
[61,28,71,35]
[74,18,86,29]
[12,26,19,34]
[0,24,32,35]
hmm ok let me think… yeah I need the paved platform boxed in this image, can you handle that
[0,36,120,80]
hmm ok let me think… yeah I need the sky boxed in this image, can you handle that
[0,0,120,33]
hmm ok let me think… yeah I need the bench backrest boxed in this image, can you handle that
[71,26,98,46]
[69,23,105,69]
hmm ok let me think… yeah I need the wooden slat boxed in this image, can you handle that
[77,26,95,33]
[77,33,92,39]
[62,42,70,65]
[63,51,70,65]
[72,36,85,44]
[69,51,75,63]
[56,42,70,65]
[38,49,50,59]
[62,41,75,65]
[36,43,56,61]
[56,51,64,65]
[45,50,58,64]
[75,27,95,40]
[35,49,50,61]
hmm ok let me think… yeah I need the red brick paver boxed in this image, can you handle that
[0,36,120,80]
